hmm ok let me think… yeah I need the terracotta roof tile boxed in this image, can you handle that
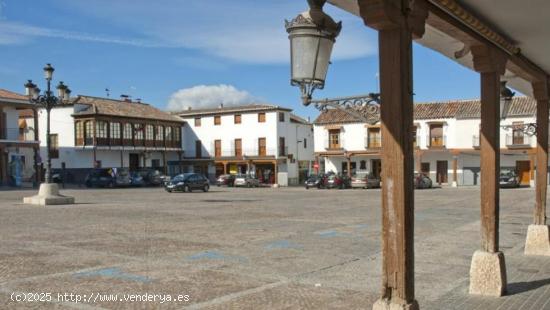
[313,97,536,125]
[72,96,183,123]
[0,89,28,101]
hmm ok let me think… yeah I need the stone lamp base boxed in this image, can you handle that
[524,225,550,256]
[469,250,507,297]
[23,183,75,206]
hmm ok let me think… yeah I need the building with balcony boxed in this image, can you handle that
[0,89,40,186]
[174,104,314,186]
[28,95,184,183]
[313,97,541,186]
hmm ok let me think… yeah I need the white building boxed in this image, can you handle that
[31,95,184,183]
[175,104,314,186]
[0,89,39,186]
[313,97,542,186]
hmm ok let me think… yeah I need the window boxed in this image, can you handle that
[145,124,154,141]
[258,113,266,123]
[194,117,201,127]
[134,124,144,141]
[195,140,202,158]
[85,121,94,145]
[429,124,444,147]
[75,121,84,145]
[234,139,242,157]
[328,129,340,149]
[258,137,266,156]
[49,134,59,158]
[279,137,286,156]
[214,139,222,157]
[214,116,221,125]
[110,122,121,145]
[165,126,172,141]
[368,128,381,148]
[303,138,307,149]
[173,127,180,142]
[512,122,525,145]
[279,112,285,122]
[96,121,108,138]
[123,123,133,141]
[156,125,164,141]
[234,114,241,124]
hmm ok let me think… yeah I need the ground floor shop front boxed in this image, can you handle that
[317,148,542,187]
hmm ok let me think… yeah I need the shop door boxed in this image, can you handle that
[516,161,531,185]
[436,160,448,184]
[371,159,382,179]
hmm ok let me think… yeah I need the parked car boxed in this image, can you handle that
[414,173,433,189]
[85,168,131,188]
[304,174,323,189]
[500,168,520,188]
[135,168,166,186]
[216,174,236,187]
[351,171,381,189]
[164,173,210,192]
[324,173,351,189]
[234,174,260,187]
[129,171,145,187]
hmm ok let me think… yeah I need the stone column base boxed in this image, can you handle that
[23,183,75,206]
[372,298,419,310]
[524,224,550,256]
[469,250,507,297]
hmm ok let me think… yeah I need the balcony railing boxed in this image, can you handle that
[324,136,345,150]
[77,136,181,148]
[1,128,37,142]
[364,136,381,149]
[506,134,531,147]
[427,135,446,148]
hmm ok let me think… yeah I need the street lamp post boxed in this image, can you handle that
[23,64,75,206]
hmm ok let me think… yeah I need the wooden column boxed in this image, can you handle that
[529,154,536,187]
[471,45,506,253]
[533,81,549,225]
[415,150,422,173]
[359,1,427,308]
[223,162,228,174]
[162,151,167,175]
[452,154,458,187]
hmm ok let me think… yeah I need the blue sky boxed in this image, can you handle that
[0,0,481,120]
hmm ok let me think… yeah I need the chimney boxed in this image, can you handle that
[120,94,131,102]
[218,103,224,109]
[186,106,192,111]
[135,98,142,103]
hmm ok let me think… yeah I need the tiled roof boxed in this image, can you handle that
[172,104,292,117]
[0,89,28,101]
[71,96,183,123]
[314,97,536,125]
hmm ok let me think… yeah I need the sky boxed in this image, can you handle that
[0,0,482,121]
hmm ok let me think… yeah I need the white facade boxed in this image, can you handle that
[314,98,543,186]
[178,106,314,185]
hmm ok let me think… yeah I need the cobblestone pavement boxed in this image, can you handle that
[0,186,549,309]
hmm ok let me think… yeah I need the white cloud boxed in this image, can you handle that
[0,21,168,47]
[167,85,257,111]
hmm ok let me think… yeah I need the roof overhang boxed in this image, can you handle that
[327,0,550,97]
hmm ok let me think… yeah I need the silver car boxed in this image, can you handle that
[234,174,260,187]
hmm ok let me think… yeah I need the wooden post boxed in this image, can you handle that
[347,156,352,178]
[223,162,228,174]
[415,150,422,173]
[452,155,458,187]
[359,1,427,308]
[532,81,548,225]
[469,45,508,296]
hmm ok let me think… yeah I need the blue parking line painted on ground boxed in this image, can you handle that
[264,240,303,250]
[73,267,151,283]
[187,250,248,262]
[315,230,351,238]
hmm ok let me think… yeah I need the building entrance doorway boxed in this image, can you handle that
[371,159,381,179]
[516,160,531,185]
[129,153,140,171]
[436,160,448,184]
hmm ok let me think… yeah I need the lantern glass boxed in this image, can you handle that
[43,64,54,80]
[64,89,71,101]
[290,29,334,88]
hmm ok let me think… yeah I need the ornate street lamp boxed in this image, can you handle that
[286,0,341,106]
[22,64,74,206]
[286,1,380,124]
[24,64,70,184]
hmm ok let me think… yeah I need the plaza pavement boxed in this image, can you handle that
[0,186,549,309]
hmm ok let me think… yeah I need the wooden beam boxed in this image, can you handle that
[533,81,549,225]
[358,0,428,307]
[472,45,506,253]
